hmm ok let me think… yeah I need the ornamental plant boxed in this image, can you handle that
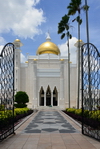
[14,91,29,108]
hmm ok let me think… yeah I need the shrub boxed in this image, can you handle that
[14,103,27,108]
[15,91,29,108]
[75,109,82,116]
[66,108,76,113]
[0,104,5,111]
[83,110,89,117]
[0,108,33,129]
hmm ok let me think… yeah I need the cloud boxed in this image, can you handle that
[0,0,46,39]
[58,37,78,64]
[0,46,4,54]
[0,36,6,54]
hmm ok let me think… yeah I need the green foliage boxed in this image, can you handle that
[66,108,100,121]
[14,108,29,115]
[75,109,82,116]
[0,108,31,128]
[67,0,89,25]
[76,16,82,25]
[15,91,29,108]
[14,103,27,108]
[67,0,82,15]
[83,110,89,117]
[0,104,5,111]
[58,14,72,40]
[66,108,76,113]
[89,110,100,120]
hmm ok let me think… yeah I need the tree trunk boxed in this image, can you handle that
[77,13,80,109]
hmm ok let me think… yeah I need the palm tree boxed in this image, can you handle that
[67,0,89,109]
[58,14,72,108]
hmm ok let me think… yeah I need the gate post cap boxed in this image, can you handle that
[74,40,84,47]
[13,39,23,47]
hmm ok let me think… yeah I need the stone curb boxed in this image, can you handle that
[14,110,38,131]
[60,110,82,128]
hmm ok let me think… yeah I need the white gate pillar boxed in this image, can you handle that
[44,92,46,106]
[51,92,53,106]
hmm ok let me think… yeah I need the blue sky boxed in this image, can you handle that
[0,0,100,63]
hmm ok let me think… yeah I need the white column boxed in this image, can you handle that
[51,92,53,106]
[34,79,36,99]
[58,91,59,106]
[60,78,64,100]
[44,92,46,106]
[38,91,39,106]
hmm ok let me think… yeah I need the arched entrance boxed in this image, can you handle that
[39,87,44,106]
[53,87,58,106]
[46,86,51,106]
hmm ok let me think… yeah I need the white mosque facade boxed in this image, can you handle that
[14,35,78,110]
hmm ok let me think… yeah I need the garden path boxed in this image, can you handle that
[0,110,99,149]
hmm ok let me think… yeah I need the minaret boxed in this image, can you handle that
[13,39,23,93]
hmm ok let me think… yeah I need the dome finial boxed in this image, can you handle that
[46,31,51,41]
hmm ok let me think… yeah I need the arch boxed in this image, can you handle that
[39,86,44,106]
[46,85,51,106]
[53,87,58,106]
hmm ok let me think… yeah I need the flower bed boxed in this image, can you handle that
[0,108,33,130]
[63,108,100,129]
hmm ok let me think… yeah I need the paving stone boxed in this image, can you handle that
[23,111,79,133]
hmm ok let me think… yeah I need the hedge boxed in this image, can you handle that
[0,108,33,129]
[64,108,100,129]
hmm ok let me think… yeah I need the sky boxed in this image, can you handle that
[0,0,100,64]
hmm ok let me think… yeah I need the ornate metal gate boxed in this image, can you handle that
[0,43,15,141]
[81,43,100,141]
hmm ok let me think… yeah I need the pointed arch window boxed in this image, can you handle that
[46,85,51,106]
[39,86,44,106]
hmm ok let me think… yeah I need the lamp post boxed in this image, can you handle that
[74,40,84,109]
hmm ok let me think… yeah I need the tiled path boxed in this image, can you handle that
[23,111,79,133]
[0,110,100,149]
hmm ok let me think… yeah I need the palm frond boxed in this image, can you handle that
[61,33,65,39]
[76,16,82,24]
[58,27,65,34]
[58,14,72,40]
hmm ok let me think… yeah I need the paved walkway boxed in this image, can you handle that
[0,110,100,149]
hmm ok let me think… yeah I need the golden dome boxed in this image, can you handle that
[36,41,60,55]
[15,39,21,42]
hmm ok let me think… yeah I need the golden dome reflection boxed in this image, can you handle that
[36,41,60,55]
[15,39,21,42]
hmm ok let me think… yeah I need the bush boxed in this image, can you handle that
[83,110,89,117]
[75,109,82,116]
[0,104,5,111]
[64,108,100,128]
[0,108,33,129]
[14,104,27,108]
[15,91,29,108]
[66,108,76,113]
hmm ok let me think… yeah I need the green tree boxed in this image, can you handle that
[67,0,89,109]
[58,14,72,108]
[14,91,29,108]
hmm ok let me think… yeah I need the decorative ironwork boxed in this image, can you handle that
[81,43,100,141]
[0,43,15,141]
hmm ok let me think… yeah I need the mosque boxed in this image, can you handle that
[13,34,78,110]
